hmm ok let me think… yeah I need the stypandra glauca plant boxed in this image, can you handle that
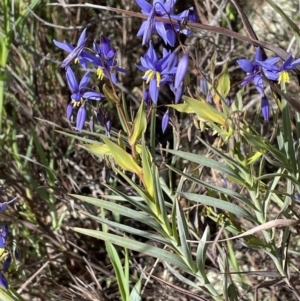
[53,0,300,300]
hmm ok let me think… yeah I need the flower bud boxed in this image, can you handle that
[162,110,169,133]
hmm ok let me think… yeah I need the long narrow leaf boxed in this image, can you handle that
[181,192,257,223]
[73,229,192,274]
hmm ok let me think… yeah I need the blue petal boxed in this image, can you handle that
[146,42,158,63]
[78,57,88,69]
[1,225,8,247]
[137,21,147,37]
[263,69,279,81]
[79,71,91,90]
[174,84,184,104]
[100,36,113,57]
[240,74,253,87]
[136,64,148,72]
[3,255,11,273]
[76,105,87,131]
[254,48,263,62]
[166,51,178,70]
[175,54,189,88]
[166,29,176,47]
[288,57,300,69]
[61,43,85,68]
[77,28,87,46]
[66,67,79,92]
[161,110,169,133]
[142,9,155,45]
[261,96,269,120]
[71,93,81,102]
[200,76,208,95]
[155,21,168,44]
[53,40,74,52]
[135,0,153,14]
[66,103,73,120]
[116,66,129,74]
[282,54,293,69]
[0,272,8,290]
[149,78,159,103]
[237,59,254,73]
[264,57,281,65]
[257,60,280,71]
[82,91,104,100]
[253,74,264,95]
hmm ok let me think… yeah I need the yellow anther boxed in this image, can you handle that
[278,71,290,84]
[144,70,161,87]
[144,70,155,83]
[97,68,105,80]
[71,98,84,106]
[156,72,161,87]
[75,58,79,64]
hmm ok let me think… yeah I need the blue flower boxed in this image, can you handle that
[174,54,189,103]
[136,43,177,103]
[161,110,169,133]
[258,54,300,84]
[66,67,103,105]
[88,36,128,83]
[53,28,89,69]
[237,48,280,95]
[136,0,193,46]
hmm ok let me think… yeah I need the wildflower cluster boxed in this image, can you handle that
[53,30,127,131]
[54,0,198,133]
[237,48,300,120]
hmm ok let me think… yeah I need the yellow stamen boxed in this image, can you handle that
[97,68,105,80]
[71,98,84,106]
[144,70,162,87]
[156,72,161,87]
[75,58,79,64]
[278,71,290,84]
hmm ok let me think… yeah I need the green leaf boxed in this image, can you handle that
[181,192,257,223]
[129,101,147,146]
[197,226,210,277]
[215,63,230,102]
[100,135,142,175]
[83,213,172,247]
[154,166,172,235]
[196,227,220,297]
[105,242,129,301]
[72,229,192,274]
[141,139,154,198]
[164,149,240,180]
[103,84,120,104]
[166,164,256,211]
[167,103,194,113]
[130,274,142,301]
[70,194,163,232]
[0,288,26,301]
[81,143,112,157]
[175,200,196,272]
[183,96,227,125]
